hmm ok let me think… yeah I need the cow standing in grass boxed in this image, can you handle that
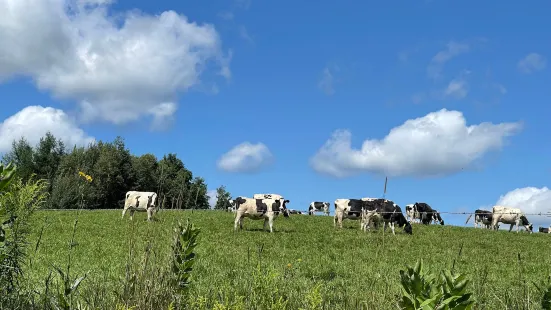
[361,199,413,235]
[413,202,444,225]
[308,201,330,215]
[122,191,158,221]
[491,206,533,233]
[333,198,366,228]
[470,209,494,229]
[233,196,290,232]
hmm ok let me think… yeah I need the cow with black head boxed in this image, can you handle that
[233,196,289,232]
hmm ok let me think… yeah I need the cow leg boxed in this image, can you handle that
[390,222,395,235]
[234,213,241,231]
[146,208,152,221]
[263,218,268,232]
[509,223,514,232]
[122,207,127,219]
[268,216,274,233]
[130,210,135,221]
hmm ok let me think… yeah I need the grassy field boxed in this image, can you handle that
[24,209,551,309]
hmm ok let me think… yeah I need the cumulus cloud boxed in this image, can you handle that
[310,109,522,178]
[207,189,217,208]
[0,0,230,127]
[427,41,470,79]
[0,106,95,153]
[217,142,273,173]
[518,53,547,74]
[495,187,551,227]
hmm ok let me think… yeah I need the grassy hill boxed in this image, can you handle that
[25,209,551,309]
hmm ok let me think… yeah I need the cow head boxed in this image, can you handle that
[233,197,247,209]
[520,215,533,232]
[308,204,314,215]
[435,212,444,225]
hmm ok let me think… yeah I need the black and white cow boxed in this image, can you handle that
[405,204,421,223]
[539,226,551,233]
[288,209,303,215]
[333,199,368,228]
[413,202,444,225]
[360,199,413,235]
[308,201,330,216]
[334,198,412,235]
[471,209,493,229]
[226,199,237,212]
[233,196,290,232]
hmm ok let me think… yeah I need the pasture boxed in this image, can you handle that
[25,209,551,309]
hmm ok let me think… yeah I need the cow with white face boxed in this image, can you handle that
[405,204,421,223]
[308,201,330,215]
[233,196,290,232]
[227,199,237,212]
[491,206,533,233]
[122,191,158,221]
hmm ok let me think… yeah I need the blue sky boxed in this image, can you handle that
[0,0,550,228]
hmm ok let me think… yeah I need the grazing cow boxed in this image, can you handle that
[288,209,303,215]
[308,201,330,216]
[491,206,533,233]
[122,191,158,221]
[413,202,444,225]
[471,209,494,229]
[334,198,412,235]
[233,196,290,232]
[361,199,413,235]
[539,226,551,233]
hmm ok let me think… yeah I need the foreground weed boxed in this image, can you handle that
[398,259,474,310]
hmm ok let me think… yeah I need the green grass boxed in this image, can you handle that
[24,209,551,309]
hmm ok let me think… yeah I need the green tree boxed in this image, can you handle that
[2,138,35,183]
[131,154,158,191]
[33,132,65,192]
[213,185,232,210]
[188,177,209,209]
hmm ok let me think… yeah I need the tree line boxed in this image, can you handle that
[1,132,232,210]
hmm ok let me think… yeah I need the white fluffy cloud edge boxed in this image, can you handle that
[0,0,231,127]
[0,105,95,153]
[216,142,274,173]
[481,186,551,228]
[310,108,522,178]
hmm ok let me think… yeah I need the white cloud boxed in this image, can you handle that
[0,0,230,127]
[207,189,217,209]
[518,53,547,74]
[495,187,551,227]
[427,41,470,79]
[444,78,468,99]
[0,105,95,153]
[318,66,337,95]
[217,142,273,173]
[310,109,522,178]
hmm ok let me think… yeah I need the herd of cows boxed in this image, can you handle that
[120,191,547,235]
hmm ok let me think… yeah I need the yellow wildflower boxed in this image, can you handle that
[286,263,292,268]
[78,171,93,183]
[297,258,302,263]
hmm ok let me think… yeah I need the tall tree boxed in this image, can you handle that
[2,138,35,183]
[213,185,232,210]
[33,132,65,192]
